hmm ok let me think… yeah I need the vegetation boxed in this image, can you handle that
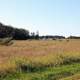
[1,22,80,41]
[0,22,68,40]
[60,74,80,80]
[0,22,29,40]
[0,22,80,79]
[0,40,80,79]
[0,37,13,46]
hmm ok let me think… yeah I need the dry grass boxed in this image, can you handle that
[0,39,80,79]
[0,39,80,70]
[60,74,80,80]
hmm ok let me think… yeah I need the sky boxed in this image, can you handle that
[0,0,80,36]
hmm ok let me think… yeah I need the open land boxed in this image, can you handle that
[0,39,80,80]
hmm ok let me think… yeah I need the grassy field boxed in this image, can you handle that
[0,39,80,80]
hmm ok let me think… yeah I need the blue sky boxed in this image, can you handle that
[0,0,80,36]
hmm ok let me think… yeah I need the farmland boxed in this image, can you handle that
[0,39,80,80]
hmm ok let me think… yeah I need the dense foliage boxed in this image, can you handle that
[0,23,29,40]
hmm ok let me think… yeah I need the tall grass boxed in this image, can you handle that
[0,39,80,79]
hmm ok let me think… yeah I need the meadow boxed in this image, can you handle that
[0,39,80,80]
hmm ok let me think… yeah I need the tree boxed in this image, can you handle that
[30,32,35,39]
[0,23,14,38]
[13,28,29,40]
[35,31,39,40]
[0,22,30,40]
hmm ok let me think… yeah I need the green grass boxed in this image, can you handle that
[0,63,80,80]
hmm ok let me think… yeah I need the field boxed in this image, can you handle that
[0,39,80,80]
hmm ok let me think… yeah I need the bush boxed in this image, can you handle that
[0,37,13,46]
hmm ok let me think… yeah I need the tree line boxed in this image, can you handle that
[0,22,39,40]
[0,22,80,40]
